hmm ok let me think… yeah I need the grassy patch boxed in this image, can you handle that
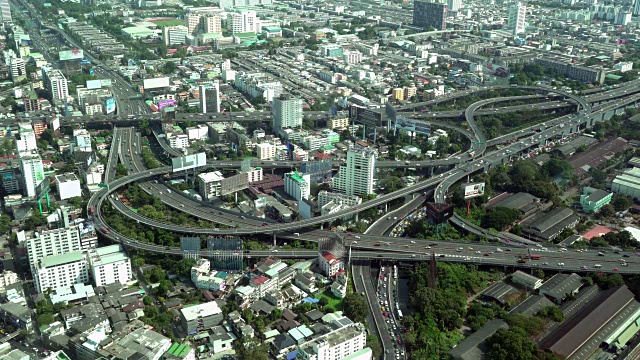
[316,290,344,312]
[152,19,184,27]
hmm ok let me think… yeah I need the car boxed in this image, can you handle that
[581,266,588,270]
[261,223,268,227]
[294,232,300,236]
[624,254,630,257]
[613,267,620,271]
[410,241,416,244]
[375,243,381,247]
[355,235,361,239]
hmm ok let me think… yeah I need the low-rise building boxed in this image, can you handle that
[580,187,613,213]
[56,173,82,200]
[511,270,543,290]
[520,207,579,241]
[319,251,343,277]
[297,323,368,360]
[163,343,196,360]
[0,302,33,331]
[190,258,226,292]
[538,273,583,304]
[179,301,223,335]
[33,251,89,293]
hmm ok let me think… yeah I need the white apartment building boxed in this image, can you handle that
[0,271,18,291]
[10,57,26,82]
[317,191,362,208]
[272,95,303,130]
[26,225,82,269]
[245,167,263,183]
[72,128,92,153]
[163,25,188,46]
[232,10,257,34]
[332,146,377,196]
[343,50,363,64]
[84,103,102,116]
[87,245,132,287]
[202,15,222,34]
[33,251,89,293]
[0,0,12,23]
[256,143,276,160]
[319,251,343,277]
[197,171,224,199]
[169,134,189,149]
[191,258,226,292]
[16,123,36,153]
[284,171,310,202]
[508,1,527,35]
[56,173,82,200]
[19,153,44,198]
[187,124,209,141]
[42,67,69,102]
[187,14,202,35]
[298,323,368,360]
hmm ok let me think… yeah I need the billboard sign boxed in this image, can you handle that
[86,80,102,89]
[172,152,207,172]
[395,116,430,135]
[462,182,486,199]
[104,98,116,114]
[143,77,170,90]
[100,79,112,87]
[59,49,84,61]
[157,99,175,110]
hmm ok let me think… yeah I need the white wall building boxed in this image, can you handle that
[298,323,369,360]
[0,271,19,291]
[19,153,44,198]
[284,171,310,202]
[16,123,37,153]
[508,1,527,35]
[332,146,377,196]
[33,251,89,293]
[197,171,224,199]
[191,258,226,292]
[87,245,132,287]
[187,125,209,141]
[169,134,189,149]
[319,251,343,277]
[232,10,257,34]
[256,143,275,160]
[162,25,188,46]
[55,173,82,200]
[42,66,69,102]
[272,95,303,130]
[202,15,222,34]
[26,225,82,269]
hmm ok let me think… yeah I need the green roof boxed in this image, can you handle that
[289,171,305,183]
[167,343,192,358]
[234,32,256,38]
[215,271,228,279]
[263,27,282,32]
[122,27,155,36]
[607,74,623,80]
[40,251,84,268]
[323,145,336,150]
[199,33,222,40]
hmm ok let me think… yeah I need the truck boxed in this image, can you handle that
[100,226,110,234]
[517,257,528,263]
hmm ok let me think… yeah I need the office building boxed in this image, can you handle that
[163,25,188,46]
[25,225,82,269]
[508,1,527,35]
[33,251,89,293]
[16,123,36,153]
[187,14,202,35]
[56,173,82,200]
[272,95,303,130]
[535,57,605,84]
[333,146,377,196]
[197,171,224,199]
[42,67,69,102]
[232,10,257,34]
[9,57,25,82]
[202,15,222,34]
[87,245,132,287]
[0,0,11,23]
[200,83,221,113]
[169,134,189,149]
[447,0,462,11]
[179,301,223,335]
[19,153,44,198]
[297,323,368,360]
[634,0,640,16]
[284,171,310,202]
[580,187,612,213]
[413,0,448,30]
[73,128,92,153]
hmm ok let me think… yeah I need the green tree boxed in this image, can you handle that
[612,195,633,211]
[343,293,368,323]
[481,207,520,231]
[599,204,615,218]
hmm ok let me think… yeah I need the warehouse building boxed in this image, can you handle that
[485,192,541,218]
[449,319,508,360]
[540,285,639,359]
[538,273,583,304]
[520,207,579,241]
[612,167,640,200]
[511,270,543,290]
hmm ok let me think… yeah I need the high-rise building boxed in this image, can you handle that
[232,10,257,34]
[200,83,221,113]
[272,95,303,130]
[447,0,462,11]
[162,25,188,46]
[9,58,25,82]
[634,0,640,16]
[508,1,527,35]
[186,14,202,35]
[284,171,310,201]
[33,251,89,293]
[413,0,448,30]
[25,226,82,269]
[332,145,377,196]
[16,123,36,153]
[0,0,11,23]
[42,67,69,102]
[19,153,44,198]
[87,245,132,287]
[202,15,222,34]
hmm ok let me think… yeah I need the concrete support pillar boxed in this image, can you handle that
[273,232,277,247]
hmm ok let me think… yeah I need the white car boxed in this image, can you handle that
[558,262,564,266]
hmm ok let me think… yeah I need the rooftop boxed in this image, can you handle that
[54,173,79,183]
[449,319,508,360]
[539,273,583,301]
[180,301,221,321]
[40,251,84,268]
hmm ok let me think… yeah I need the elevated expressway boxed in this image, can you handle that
[90,85,640,274]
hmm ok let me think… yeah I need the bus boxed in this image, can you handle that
[530,255,541,260]
[397,310,403,320]
[89,205,95,215]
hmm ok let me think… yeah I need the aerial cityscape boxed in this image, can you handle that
[2,0,640,359]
